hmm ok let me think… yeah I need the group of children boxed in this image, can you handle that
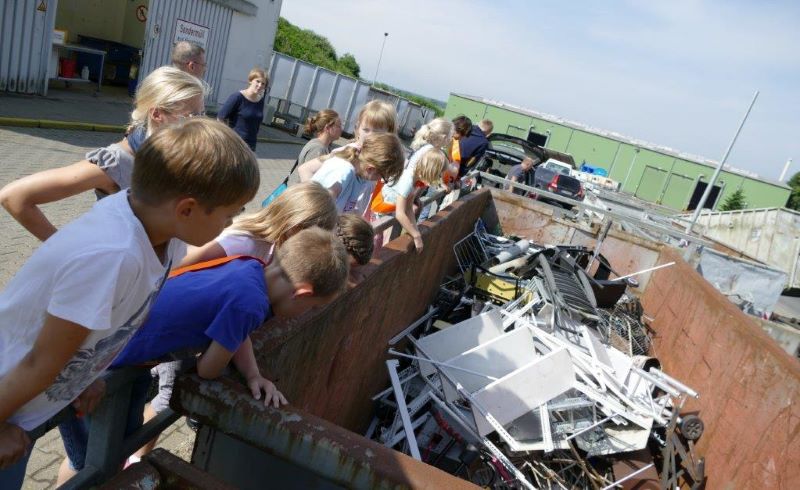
[0,63,487,487]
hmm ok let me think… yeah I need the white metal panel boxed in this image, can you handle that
[415,310,504,378]
[140,0,232,102]
[0,0,57,94]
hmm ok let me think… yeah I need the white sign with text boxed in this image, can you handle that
[174,19,210,50]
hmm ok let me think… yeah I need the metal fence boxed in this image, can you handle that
[265,51,434,138]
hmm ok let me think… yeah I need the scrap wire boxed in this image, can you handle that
[597,302,652,357]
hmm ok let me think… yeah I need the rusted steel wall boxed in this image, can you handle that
[172,376,477,490]
[485,189,662,289]
[642,247,800,488]
[248,189,492,431]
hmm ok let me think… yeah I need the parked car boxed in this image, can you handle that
[532,159,585,208]
[479,133,575,173]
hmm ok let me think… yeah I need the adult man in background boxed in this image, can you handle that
[172,41,206,79]
[505,157,537,195]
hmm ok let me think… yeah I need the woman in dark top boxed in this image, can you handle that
[218,67,268,150]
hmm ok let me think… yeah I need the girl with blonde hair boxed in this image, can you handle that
[0,66,207,241]
[370,149,448,253]
[298,100,398,182]
[311,132,404,215]
[297,109,342,164]
[180,181,338,265]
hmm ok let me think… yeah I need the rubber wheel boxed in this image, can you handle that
[680,414,704,441]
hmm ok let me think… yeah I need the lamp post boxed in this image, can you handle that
[372,32,388,86]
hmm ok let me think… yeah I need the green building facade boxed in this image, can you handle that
[445,94,790,211]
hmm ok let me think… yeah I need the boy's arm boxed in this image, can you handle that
[0,314,90,422]
[0,314,89,467]
[232,337,287,408]
[196,341,235,380]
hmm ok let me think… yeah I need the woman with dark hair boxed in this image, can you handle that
[297,109,342,164]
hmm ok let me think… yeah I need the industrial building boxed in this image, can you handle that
[445,93,791,212]
[0,0,281,106]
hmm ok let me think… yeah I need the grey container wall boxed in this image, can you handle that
[266,51,433,136]
[0,0,58,95]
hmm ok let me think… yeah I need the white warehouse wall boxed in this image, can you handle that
[216,0,282,106]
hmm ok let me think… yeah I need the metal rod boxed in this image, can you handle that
[564,414,615,441]
[388,306,439,345]
[386,360,422,460]
[614,262,675,281]
[686,91,759,233]
[601,463,655,490]
[779,158,792,182]
[387,349,499,381]
[372,32,389,85]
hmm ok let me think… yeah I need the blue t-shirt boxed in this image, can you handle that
[111,258,271,366]
[218,92,265,150]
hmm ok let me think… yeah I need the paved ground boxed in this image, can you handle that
[0,125,302,489]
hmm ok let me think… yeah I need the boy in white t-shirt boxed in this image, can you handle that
[0,119,260,487]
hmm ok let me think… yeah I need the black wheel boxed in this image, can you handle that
[680,414,704,441]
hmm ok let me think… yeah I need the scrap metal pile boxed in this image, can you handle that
[368,221,705,489]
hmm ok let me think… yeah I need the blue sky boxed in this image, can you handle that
[282,0,799,181]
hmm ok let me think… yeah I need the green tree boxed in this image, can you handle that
[274,18,360,78]
[337,53,360,78]
[719,188,746,211]
[787,171,800,210]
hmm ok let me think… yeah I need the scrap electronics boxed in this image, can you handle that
[368,220,705,489]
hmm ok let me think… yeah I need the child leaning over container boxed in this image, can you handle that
[103,227,348,466]
[312,133,405,215]
[179,181,338,266]
[298,100,398,182]
[0,119,260,488]
[370,149,448,253]
[0,66,207,242]
[335,213,375,286]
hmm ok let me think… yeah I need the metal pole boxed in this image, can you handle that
[779,158,793,182]
[372,32,389,85]
[385,360,422,460]
[686,91,759,234]
[622,148,640,190]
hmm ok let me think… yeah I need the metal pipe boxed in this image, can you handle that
[601,463,655,490]
[687,90,759,234]
[388,306,439,345]
[614,262,675,281]
[386,360,422,460]
[387,349,499,381]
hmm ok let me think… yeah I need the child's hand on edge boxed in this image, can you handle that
[412,234,424,254]
[0,422,30,469]
[248,376,288,409]
[72,378,107,417]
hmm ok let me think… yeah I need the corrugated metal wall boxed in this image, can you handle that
[140,0,232,103]
[0,0,58,95]
[267,52,433,136]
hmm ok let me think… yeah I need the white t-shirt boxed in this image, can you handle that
[216,229,274,262]
[0,192,186,430]
[380,144,432,207]
[312,156,376,215]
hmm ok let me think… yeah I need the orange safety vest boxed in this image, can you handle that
[443,140,461,185]
[370,179,426,214]
[168,254,266,279]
